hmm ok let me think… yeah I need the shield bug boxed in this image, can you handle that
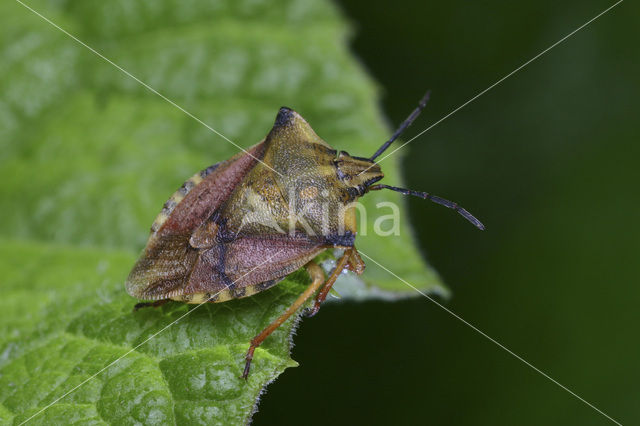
[126,91,484,379]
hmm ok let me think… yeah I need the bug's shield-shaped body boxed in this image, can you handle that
[126,108,381,304]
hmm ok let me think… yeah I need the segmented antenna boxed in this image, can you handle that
[368,184,485,230]
[370,90,431,161]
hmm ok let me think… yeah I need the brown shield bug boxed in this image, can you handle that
[126,92,484,379]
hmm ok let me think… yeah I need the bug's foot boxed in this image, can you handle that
[305,302,321,317]
[133,299,169,312]
[133,302,152,311]
[241,361,251,380]
[241,346,256,380]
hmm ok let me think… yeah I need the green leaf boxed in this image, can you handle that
[0,239,309,425]
[1,0,446,424]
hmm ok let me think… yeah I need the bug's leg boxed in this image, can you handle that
[242,261,326,380]
[133,299,169,312]
[345,247,365,275]
[306,248,353,318]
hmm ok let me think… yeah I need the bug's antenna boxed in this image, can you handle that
[369,184,485,230]
[370,90,431,161]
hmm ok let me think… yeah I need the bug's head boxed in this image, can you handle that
[333,151,383,196]
[332,90,431,197]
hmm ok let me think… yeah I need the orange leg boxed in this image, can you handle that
[345,248,365,275]
[306,248,353,317]
[242,260,326,379]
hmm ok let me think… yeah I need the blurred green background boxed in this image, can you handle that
[257,0,640,425]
